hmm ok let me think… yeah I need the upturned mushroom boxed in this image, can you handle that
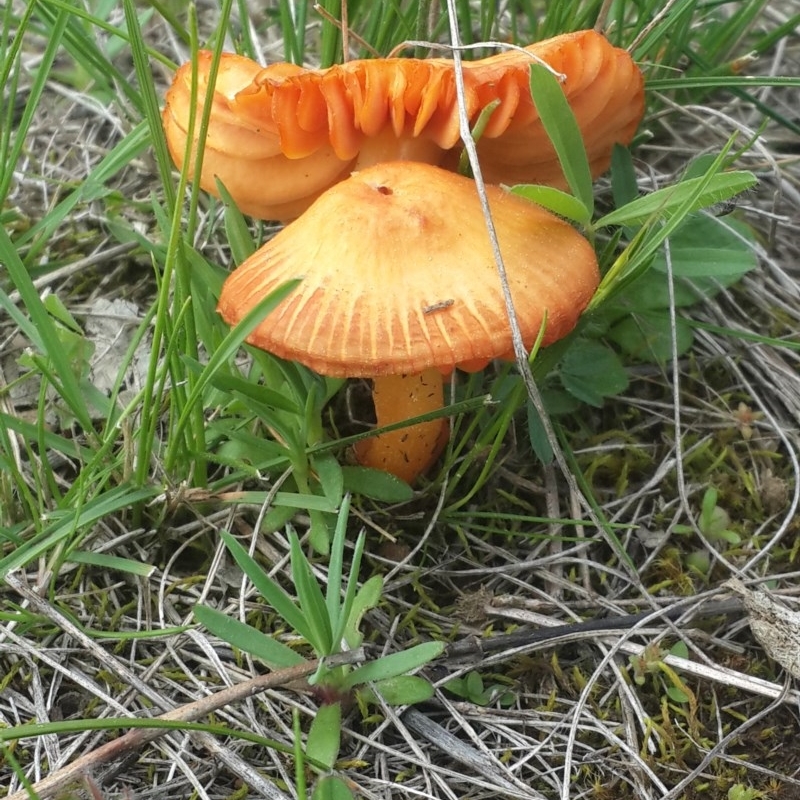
[163,30,644,221]
[216,161,600,483]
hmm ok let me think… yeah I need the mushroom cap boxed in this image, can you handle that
[234,30,643,174]
[217,162,599,377]
[162,51,354,221]
[444,29,645,186]
[163,31,644,220]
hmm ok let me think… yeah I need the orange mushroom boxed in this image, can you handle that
[161,51,354,221]
[216,162,600,483]
[162,30,644,221]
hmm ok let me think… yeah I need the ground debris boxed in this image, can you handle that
[726,578,800,680]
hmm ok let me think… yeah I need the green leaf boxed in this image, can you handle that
[341,641,444,690]
[314,453,344,505]
[312,775,353,800]
[595,172,756,228]
[700,486,719,527]
[209,373,301,414]
[560,342,629,406]
[67,551,156,577]
[326,494,352,640]
[610,144,639,209]
[509,184,591,224]
[359,675,435,706]
[666,685,691,704]
[273,492,339,512]
[528,62,593,217]
[670,641,690,660]
[652,215,757,279]
[171,279,301,457]
[216,178,257,264]
[219,530,315,644]
[193,605,305,668]
[526,400,554,465]
[341,573,382,650]
[0,227,97,432]
[340,466,414,502]
[306,702,341,771]
[290,530,334,654]
[608,312,695,363]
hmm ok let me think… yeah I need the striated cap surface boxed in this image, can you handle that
[217,162,600,377]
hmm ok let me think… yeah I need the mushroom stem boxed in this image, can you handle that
[353,368,449,483]
[352,129,444,170]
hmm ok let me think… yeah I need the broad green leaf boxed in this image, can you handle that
[219,530,314,644]
[306,702,341,771]
[309,510,332,557]
[560,342,629,406]
[528,62,593,216]
[509,184,591,224]
[361,675,435,706]
[341,641,443,690]
[595,172,756,228]
[608,312,694,363]
[312,776,353,800]
[652,215,757,279]
[700,486,719,526]
[341,466,414,502]
[314,454,344,505]
[666,686,691,704]
[193,605,305,668]
[342,573,383,650]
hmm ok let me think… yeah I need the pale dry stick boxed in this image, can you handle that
[2,657,337,800]
[313,2,378,58]
[0,624,154,788]
[543,463,564,599]
[593,0,616,33]
[435,689,548,797]
[376,701,459,800]
[627,0,686,53]
[388,38,563,64]
[483,604,800,704]
[28,661,61,782]
[441,0,641,583]
[0,618,141,720]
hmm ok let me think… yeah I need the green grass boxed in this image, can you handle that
[1,1,800,798]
